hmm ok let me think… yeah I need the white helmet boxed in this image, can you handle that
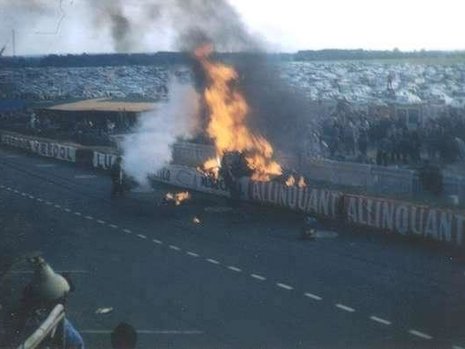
[28,257,70,303]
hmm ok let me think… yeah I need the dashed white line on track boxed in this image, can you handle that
[369,316,391,326]
[227,266,242,272]
[250,274,266,281]
[74,175,97,179]
[335,304,355,313]
[5,185,448,345]
[277,283,293,291]
[35,164,56,168]
[304,292,322,301]
[408,329,433,340]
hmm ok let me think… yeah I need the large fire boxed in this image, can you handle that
[194,44,282,181]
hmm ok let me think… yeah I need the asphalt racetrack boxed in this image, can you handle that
[1,148,465,349]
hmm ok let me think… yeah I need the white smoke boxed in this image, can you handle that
[121,80,200,186]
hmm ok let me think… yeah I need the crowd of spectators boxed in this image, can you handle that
[318,102,465,166]
[0,110,134,146]
[1,61,465,168]
[2,101,465,167]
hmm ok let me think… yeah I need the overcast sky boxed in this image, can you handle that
[0,0,464,55]
[232,0,464,51]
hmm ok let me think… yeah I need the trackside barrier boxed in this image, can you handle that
[171,142,420,196]
[344,194,465,247]
[443,174,465,204]
[172,142,216,168]
[149,165,230,197]
[246,180,342,218]
[1,132,464,248]
[149,163,464,248]
[93,150,118,170]
[149,165,342,218]
[300,157,417,195]
[0,130,110,168]
[17,304,65,349]
[0,131,79,163]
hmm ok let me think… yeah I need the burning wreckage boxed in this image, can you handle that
[145,44,309,217]
[192,44,307,193]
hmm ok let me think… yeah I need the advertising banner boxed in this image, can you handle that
[345,195,465,246]
[1,132,76,162]
[247,180,342,218]
[93,151,117,170]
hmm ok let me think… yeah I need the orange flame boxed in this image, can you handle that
[285,175,296,187]
[194,44,282,181]
[197,157,221,179]
[298,176,307,188]
[165,191,191,206]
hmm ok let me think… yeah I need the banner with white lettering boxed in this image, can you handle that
[30,140,76,162]
[93,151,117,170]
[1,132,76,162]
[150,165,231,197]
[1,133,33,151]
[248,181,342,218]
[149,165,342,218]
[344,195,465,247]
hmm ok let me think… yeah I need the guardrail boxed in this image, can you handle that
[172,142,420,196]
[150,163,465,249]
[0,131,79,163]
[443,174,465,203]
[2,131,455,200]
[1,131,464,249]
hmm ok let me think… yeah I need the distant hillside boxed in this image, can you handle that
[1,50,464,68]
[295,49,465,62]
[0,52,191,68]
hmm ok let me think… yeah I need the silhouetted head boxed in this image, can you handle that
[111,322,137,349]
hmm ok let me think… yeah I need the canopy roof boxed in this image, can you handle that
[44,98,156,113]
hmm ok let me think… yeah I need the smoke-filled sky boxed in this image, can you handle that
[0,0,463,56]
